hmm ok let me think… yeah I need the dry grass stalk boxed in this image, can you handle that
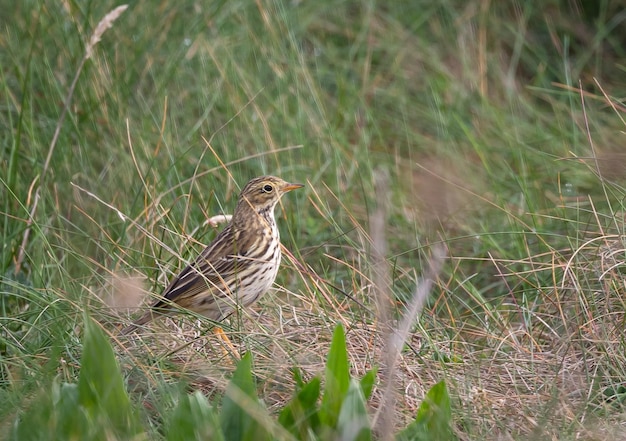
[369,169,395,439]
[86,5,129,59]
[370,168,446,439]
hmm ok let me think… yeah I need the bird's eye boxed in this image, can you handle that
[262,184,274,193]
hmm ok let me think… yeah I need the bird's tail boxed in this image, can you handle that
[120,311,155,335]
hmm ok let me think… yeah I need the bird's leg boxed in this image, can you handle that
[213,326,240,359]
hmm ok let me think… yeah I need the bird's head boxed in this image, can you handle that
[235,176,303,219]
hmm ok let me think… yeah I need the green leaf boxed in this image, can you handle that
[292,366,305,389]
[11,380,87,441]
[396,380,454,441]
[13,317,142,440]
[337,379,372,441]
[359,368,378,400]
[167,391,223,441]
[77,316,142,439]
[320,324,351,430]
[220,353,270,441]
[278,375,321,439]
[54,382,88,439]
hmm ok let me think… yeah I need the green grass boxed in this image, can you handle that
[1,0,626,439]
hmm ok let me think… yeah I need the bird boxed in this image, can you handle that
[121,176,303,335]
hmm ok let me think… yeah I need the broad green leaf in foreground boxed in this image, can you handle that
[337,378,372,441]
[278,369,321,439]
[396,380,454,441]
[12,317,143,441]
[167,391,223,441]
[78,316,143,439]
[220,352,270,441]
[320,324,351,430]
[360,367,378,400]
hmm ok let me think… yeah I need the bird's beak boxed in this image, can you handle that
[282,182,304,192]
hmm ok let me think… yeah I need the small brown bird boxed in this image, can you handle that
[122,176,303,334]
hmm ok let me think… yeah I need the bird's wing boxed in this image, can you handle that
[161,256,236,302]
[151,226,247,309]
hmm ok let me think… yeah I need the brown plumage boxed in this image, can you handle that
[121,176,303,334]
